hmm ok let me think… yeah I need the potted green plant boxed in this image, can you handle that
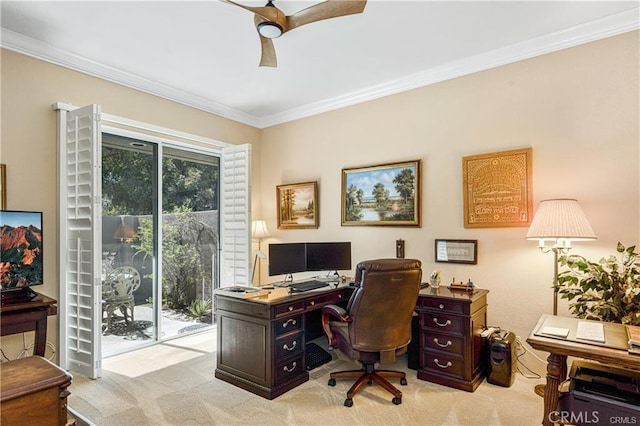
[556,242,640,325]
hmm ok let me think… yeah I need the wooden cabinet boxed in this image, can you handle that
[1,356,73,426]
[415,287,489,392]
[214,286,349,399]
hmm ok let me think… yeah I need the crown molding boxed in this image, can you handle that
[2,7,638,129]
[0,28,261,128]
[259,7,639,128]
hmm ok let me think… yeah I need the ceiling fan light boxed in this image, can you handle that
[257,21,283,39]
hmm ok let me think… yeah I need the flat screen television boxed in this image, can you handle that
[0,210,43,299]
[268,243,306,276]
[306,242,351,272]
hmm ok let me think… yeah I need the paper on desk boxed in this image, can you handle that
[539,326,570,338]
[576,321,605,343]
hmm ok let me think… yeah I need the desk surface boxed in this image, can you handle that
[214,281,350,304]
[215,282,486,305]
[527,314,640,370]
[0,292,57,313]
[527,315,640,426]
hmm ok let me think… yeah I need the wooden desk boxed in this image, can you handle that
[214,283,352,399]
[527,314,640,426]
[0,292,57,357]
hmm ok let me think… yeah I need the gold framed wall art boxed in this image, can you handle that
[342,160,421,227]
[276,181,318,229]
[462,148,532,228]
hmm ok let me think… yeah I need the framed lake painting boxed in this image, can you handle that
[341,160,421,227]
[276,181,318,229]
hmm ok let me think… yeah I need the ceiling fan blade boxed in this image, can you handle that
[255,15,277,67]
[285,0,367,32]
[221,0,280,22]
[258,35,277,67]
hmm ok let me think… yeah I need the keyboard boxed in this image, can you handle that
[289,280,330,293]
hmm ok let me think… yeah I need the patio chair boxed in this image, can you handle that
[102,266,141,332]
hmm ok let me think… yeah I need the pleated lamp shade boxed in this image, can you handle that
[525,199,596,241]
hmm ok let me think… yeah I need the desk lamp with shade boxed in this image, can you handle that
[525,199,597,316]
[251,220,270,284]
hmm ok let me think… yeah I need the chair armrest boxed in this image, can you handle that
[321,304,351,347]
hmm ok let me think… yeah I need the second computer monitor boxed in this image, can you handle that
[305,242,352,272]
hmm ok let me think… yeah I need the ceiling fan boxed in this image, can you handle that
[222,0,367,67]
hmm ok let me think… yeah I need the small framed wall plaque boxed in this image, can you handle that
[435,239,478,264]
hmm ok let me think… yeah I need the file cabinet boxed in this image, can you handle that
[415,287,489,392]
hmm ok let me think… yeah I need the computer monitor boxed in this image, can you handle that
[268,243,306,276]
[305,242,351,272]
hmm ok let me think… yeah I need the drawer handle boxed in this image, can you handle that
[283,362,297,373]
[288,306,294,311]
[282,318,297,328]
[433,338,452,348]
[283,340,297,351]
[434,359,452,369]
[439,303,445,309]
[338,294,342,299]
[310,301,315,306]
[433,318,451,327]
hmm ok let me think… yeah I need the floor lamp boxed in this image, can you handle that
[251,220,270,285]
[525,198,596,396]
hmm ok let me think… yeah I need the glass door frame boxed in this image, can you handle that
[102,126,221,355]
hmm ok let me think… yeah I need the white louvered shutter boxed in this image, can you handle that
[58,104,102,378]
[220,144,251,287]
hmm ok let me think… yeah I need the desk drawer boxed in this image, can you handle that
[422,312,465,336]
[276,354,305,384]
[273,301,305,318]
[275,331,304,359]
[274,314,303,337]
[418,298,466,314]
[423,333,465,355]
[422,350,465,380]
[306,291,344,309]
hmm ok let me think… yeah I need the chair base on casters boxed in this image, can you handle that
[328,362,406,407]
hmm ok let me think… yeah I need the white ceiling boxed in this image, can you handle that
[1,1,638,128]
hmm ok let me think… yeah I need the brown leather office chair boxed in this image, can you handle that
[321,258,422,407]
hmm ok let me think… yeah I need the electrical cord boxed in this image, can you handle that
[514,335,542,379]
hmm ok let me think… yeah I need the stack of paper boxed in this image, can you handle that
[576,321,605,343]
[540,326,570,338]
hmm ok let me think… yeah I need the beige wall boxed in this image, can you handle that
[258,32,639,371]
[1,31,638,371]
[0,49,260,358]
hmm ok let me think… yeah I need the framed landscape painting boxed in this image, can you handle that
[277,181,318,229]
[341,160,421,227]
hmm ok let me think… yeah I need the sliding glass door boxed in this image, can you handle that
[160,146,219,339]
[101,134,219,355]
[101,134,158,356]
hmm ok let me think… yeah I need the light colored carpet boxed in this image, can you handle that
[68,330,545,425]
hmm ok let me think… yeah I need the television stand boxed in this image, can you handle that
[0,292,57,357]
[1,287,38,305]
